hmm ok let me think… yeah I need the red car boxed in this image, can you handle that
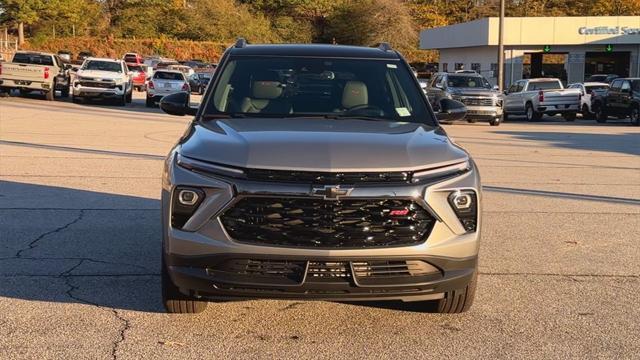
[123,52,143,65]
[126,63,148,91]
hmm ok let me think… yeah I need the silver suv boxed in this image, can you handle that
[158,41,481,314]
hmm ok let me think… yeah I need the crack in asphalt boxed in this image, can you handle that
[61,260,131,360]
[479,271,640,279]
[15,210,85,258]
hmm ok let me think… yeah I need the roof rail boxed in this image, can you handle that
[374,42,393,52]
[234,38,248,48]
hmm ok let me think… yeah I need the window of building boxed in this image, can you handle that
[442,63,448,72]
[490,63,498,78]
[471,63,481,72]
[455,63,464,71]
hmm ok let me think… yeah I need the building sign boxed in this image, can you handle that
[578,26,640,35]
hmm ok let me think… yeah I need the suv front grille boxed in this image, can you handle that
[244,169,411,184]
[79,80,116,89]
[461,97,493,106]
[220,197,435,248]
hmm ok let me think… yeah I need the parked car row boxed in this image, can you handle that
[0,50,215,106]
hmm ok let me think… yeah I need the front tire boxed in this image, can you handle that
[581,104,593,120]
[594,104,607,123]
[433,270,477,313]
[162,257,207,314]
[489,116,501,126]
[631,106,640,126]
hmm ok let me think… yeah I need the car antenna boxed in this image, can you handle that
[234,38,248,48]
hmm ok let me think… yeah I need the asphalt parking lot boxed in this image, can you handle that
[1,92,639,359]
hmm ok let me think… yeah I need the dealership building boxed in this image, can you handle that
[420,16,640,86]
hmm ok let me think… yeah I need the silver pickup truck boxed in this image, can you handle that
[503,78,581,121]
[0,51,71,101]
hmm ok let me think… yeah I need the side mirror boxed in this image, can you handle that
[436,98,467,122]
[435,83,443,89]
[493,85,499,90]
[160,92,197,116]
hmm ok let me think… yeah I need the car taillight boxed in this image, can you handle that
[182,83,189,91]
[44,67,50,79]
[538,90,544,102]
[148,81,154,89]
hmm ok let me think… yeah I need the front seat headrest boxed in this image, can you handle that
[252,71,283,99]
[342,81,368,109]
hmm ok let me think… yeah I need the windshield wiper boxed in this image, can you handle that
[283,114,392,122]
[201,113,246,120]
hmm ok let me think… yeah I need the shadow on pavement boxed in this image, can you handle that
[494,130,640,156]
[0,180,163,312]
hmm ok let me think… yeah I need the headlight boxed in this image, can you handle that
[176,153,244,178]
[448,190,477,232]
[412,160,470,183]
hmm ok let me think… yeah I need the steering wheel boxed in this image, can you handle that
[344,104,384,116]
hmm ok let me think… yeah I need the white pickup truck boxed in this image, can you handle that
[72,57,133,106]
[0,51,71,100]
[503,78,581,121]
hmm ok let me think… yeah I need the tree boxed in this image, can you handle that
[1,0,48,44]
[326,0,417,49]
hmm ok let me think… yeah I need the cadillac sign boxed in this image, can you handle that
[578,26,640,35]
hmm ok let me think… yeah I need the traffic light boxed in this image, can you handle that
[543,45,551,52]
[605,44,613,52]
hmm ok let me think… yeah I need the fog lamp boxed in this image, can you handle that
[178,189,199,205]
[171,187,205,229]
[448,190,477,232]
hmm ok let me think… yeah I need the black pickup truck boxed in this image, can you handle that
[591,78,640,126]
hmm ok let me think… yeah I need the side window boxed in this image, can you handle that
[431,75,443,88]
[611,80,622,91]
[516,81,525,92]
[621,81,631,92]
[507,83,518,94]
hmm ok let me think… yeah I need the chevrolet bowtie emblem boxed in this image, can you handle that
[311,185,353,200]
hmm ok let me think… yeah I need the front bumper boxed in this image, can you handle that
[464,105,503,120]
[73,84,125,97]
[162,152,482,301]
[166,253,476,301]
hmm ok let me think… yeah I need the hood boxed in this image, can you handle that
[77,70,124,80]
[179,118,468,172]
[451,88,499,97]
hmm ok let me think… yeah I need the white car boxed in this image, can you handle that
[146,69,189,107]
[567,82,610,119]
[72,58,132,105]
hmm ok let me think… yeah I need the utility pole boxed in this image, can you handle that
[497,0,505,91]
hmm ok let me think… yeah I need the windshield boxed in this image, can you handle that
[585,85,608,93]
[154,71,184,81]
[204,56,433,124]
[197,73,212,80]
[82,60,122,73]
[447,75,491,88]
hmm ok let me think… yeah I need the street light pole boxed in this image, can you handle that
[497,0,505,91]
